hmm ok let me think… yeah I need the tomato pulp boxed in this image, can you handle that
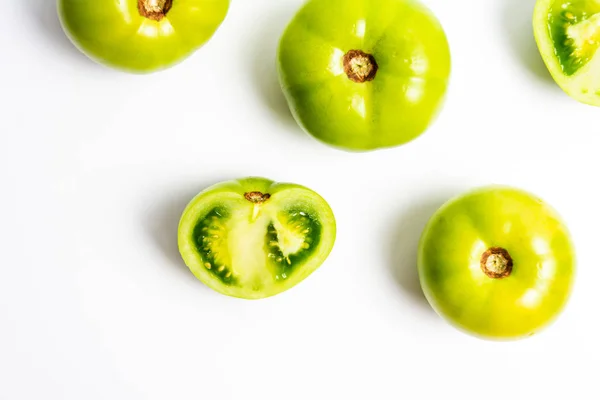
[534,0,600,106]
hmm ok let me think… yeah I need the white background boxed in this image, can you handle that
[1,0,599,399]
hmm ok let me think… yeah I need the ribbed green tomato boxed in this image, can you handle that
[58,0,230,73]
[418,186,576,340]
[533,0,600,106]
[178,177,336,300]
[277,0,451,151]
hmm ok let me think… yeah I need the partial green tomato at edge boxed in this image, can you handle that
[58,0,230,73]
[418,186,576,340]
[277,0,451,151]
[533,0,600,106]
[178,177,336,299]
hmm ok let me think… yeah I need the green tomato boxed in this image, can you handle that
[58,0,230,73]
[277,0,451,151]
[533,0,600,106]
[418,186,576,340]
[178,177,336,299]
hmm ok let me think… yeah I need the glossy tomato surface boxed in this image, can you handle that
[534,0,600,106]
[178,177,336,299]
[418,186,576,340]
[58,0,230,73]
[277,0,451,151]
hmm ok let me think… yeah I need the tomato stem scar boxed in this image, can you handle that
[480,247,513,279]
[343,50,378,83]
[244,192,270,221]
[244,192,271,204]
[138,0,173,21]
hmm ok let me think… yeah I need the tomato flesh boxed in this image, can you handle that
[277,0,451,151]
[534,0,600,106]
[418,186,576,340]
[178,177,336,299]
[58,0,230,73]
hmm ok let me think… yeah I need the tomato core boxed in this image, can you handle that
[480,247,513,279]
[137,0,173,21]
[342,50,379,83]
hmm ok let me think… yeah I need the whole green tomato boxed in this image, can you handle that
[418,186,576,340]
[277,0,451,151]
[58,0,230,73]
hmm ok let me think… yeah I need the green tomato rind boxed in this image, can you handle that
[178,177,336,299]
[417,186,576,340]
[277,0,451,151]
[57,0,230,73]
[533,0,600,106]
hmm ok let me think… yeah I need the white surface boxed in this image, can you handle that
[1,0,599,399]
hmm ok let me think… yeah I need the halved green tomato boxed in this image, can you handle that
[534,0,600,106]
[178,177,336,299]
[277,0,451,151]
[57,0,230,73]
[418,186,576,340]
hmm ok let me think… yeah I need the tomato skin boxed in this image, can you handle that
[417,186,576,340]
[57,0,230,73]
[177,177,336,300]
[277,0,451,151]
